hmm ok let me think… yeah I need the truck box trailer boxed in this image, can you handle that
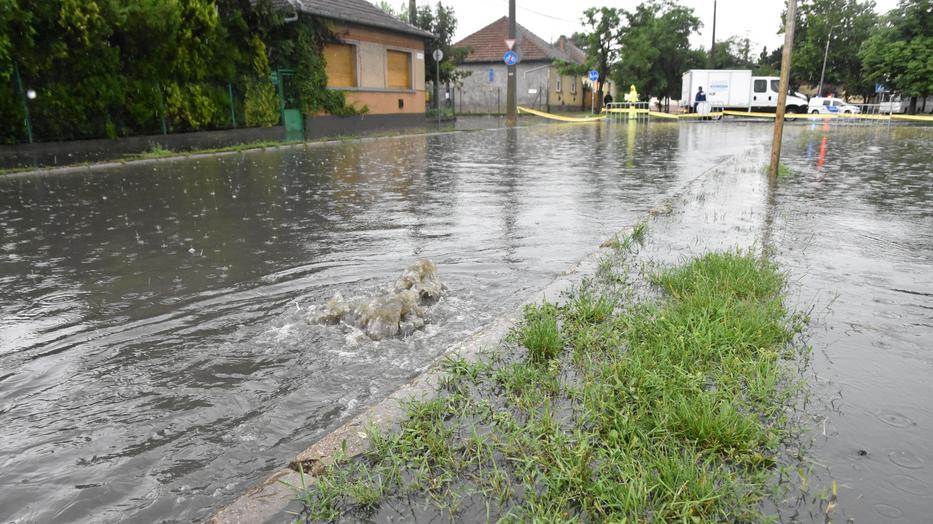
[681,69,809,113]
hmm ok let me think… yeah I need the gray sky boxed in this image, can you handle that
[402,0,899,55]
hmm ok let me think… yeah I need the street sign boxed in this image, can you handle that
[588,70,599,82]
[432,49,444,61]
[875,83,888,94]
[504,50,519,66]
[505,39,516,50]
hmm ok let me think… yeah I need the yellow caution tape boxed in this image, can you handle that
[517,105,932,124]
[647,111,680,119]
[893,113,933,122]
[517,106,605,122]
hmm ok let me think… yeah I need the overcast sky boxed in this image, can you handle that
[398,0,899,55]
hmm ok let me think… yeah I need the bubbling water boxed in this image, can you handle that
[312,259,445,339]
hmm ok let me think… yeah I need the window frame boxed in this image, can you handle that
[385,48,414,91]
[753,79,767,93]
[323,42,358,89]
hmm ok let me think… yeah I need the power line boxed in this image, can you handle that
[495,0,577,24]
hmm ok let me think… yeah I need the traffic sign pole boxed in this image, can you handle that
[506,0,517,126]
[588,70,599,115]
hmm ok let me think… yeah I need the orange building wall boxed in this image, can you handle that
[329,23,427,115]
[343,91,426,114]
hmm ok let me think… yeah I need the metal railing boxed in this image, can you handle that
[604,102,651,123]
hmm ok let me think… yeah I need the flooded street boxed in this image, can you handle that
[776,125,933,522]
[0,120,929,523]
[0,121,755,522]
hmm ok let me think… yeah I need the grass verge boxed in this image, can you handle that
[286,239,808,522]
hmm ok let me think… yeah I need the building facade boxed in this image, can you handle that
[452,18,587,114]
[293,0,433,115]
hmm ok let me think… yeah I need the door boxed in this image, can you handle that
[273,69,305,141]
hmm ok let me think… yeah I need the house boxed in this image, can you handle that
[280,0,433,116]
[452,18,587,114]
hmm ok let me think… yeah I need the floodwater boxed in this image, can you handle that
[632,122,932,523]
[1,120,929,523]
[0,121,758,522]
[776,124,933,523]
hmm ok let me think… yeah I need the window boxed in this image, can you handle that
[556,76,562,93]
[570,78,577,95]
[488,68,494,83]
[387,50,412,89]
[324,43,356,88]
[770,80,781,93]
[823,100,832,106]
[754,79,767,93]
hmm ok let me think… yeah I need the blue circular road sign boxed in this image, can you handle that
[588,70,599,82]
[504,50,519,66]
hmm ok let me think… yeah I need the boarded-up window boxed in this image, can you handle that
[324,43,356,88]
[387,50,412,89]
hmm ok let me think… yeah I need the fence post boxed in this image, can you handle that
[13,62,33,144]
[156,82,168,135]
[227,82,238,129]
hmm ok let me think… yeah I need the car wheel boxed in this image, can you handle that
[844,110,852,114]
[810,110,820,114]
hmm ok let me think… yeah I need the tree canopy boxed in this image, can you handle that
[614,1,703,104]
[860,0,933,107]
[790,0,878,97]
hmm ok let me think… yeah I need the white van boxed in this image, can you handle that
[808,97,861,114]
[680,70,809,113]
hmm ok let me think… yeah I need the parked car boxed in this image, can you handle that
[808,97,861,114]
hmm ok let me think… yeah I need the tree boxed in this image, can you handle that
[860,0,933,112]
[790,0,878,98]
[613,1,702,107]
[410,2,468,86]
[576,7,623,109]
[710,36,755,69]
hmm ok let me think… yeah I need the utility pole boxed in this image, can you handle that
[710,0,717,62]
[769,0,797,182]
[817,28,832,96]
[408,0,416,24]
[506,0,517,126]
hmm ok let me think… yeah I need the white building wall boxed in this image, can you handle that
[455,62,552,114]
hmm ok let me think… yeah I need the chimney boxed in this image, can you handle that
[558,35,566,51]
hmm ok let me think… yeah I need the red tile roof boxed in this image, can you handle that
[454,17,583,64]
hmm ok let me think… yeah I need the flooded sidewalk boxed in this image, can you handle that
[0,121,930,522]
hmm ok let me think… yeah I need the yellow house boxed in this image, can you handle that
[290,0,433,115]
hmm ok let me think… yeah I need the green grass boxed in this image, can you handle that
[516,303,562,364]
[286,248,808,523]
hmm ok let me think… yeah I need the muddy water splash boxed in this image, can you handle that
[314,259,444,339]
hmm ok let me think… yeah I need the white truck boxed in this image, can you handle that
[680,69,809,114]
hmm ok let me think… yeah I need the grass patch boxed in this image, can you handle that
[288,249,808,523]
[516,303,562,364]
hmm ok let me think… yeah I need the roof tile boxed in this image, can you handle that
[453,17,584,64]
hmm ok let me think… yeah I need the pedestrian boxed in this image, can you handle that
[603,92,614,106]
[694,86,706,113]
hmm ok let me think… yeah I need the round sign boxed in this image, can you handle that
[588,70,599,82]
[504,50,519,66]
[432,49,444,61]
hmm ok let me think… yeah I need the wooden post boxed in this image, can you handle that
[506,0,517,126]
[769,0,797,182]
